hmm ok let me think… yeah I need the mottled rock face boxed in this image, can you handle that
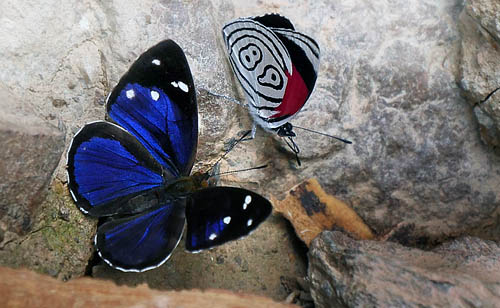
[458,0,500,151]
[308,231,500,308]
[233,0,499,243]
[92,215,307,301]
[0,85,65,235]
[0,0,500,303]
[0,0,307,299]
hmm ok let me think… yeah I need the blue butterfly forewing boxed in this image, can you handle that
[186,187,272,252]
[66,121,170,217]
[106,40,198,177]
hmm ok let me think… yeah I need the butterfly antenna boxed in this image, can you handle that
[284,137,301,166]
[294,125,352,144]
[212,164,268,177]
[208,130,252,172]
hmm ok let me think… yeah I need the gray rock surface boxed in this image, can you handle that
[0,83,92,280]
[0,84,65,235]
[465,0,500,42]
[0,0,499,303]
[0,0,306,299]
[0,181,96,281]
[458,0,500,150]
[309,231,500,308]
[225,0,500,243]
[93,215,307,301]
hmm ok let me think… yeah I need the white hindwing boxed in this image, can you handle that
[223,19,292,126]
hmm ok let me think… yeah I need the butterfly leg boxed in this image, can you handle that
[241,122,257,141]
[239,123,257,142]
[249,123,257,139]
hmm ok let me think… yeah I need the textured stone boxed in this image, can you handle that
[0,84,90,280]
[92,215,306,301]
[0,84,65,235]
[0,266,296,308]
[465,0,500,42]
[1,0,500,303]
[0,180,96,281]
[220,0,500,243]
[458,0,500,149]
[309,231,500,308]
[474,90,500,148]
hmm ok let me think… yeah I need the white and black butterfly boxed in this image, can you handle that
[222,14,320,136]
[222,14,350,164]
[66,40,272,272]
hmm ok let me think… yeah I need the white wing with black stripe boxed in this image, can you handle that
[222,14,320,131]
[223,18,292,112]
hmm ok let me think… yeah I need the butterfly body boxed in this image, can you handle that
[67,40,272,272]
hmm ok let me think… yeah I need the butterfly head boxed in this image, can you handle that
[190,171,212,189]
[276,122,296,137]
[276,123,301,166]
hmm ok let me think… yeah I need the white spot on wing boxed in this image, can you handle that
[247,219,253,227]
[171,81,178,88]
[209,233,217,240]
[223,216,231,224]
[178,81,189,92]
[126,89,135,99]
[151,90,160,101]
[152,59,161,66]
[243,195,252,210]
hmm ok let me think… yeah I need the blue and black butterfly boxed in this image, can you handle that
[66,40,272,272]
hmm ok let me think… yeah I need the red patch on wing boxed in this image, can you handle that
[271,64,309,119]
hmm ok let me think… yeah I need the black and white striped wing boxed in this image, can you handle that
[270,27,320,83]
[222,18,292,129]
[222,15,321,130]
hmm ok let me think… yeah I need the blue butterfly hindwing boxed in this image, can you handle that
[95,200,186,272]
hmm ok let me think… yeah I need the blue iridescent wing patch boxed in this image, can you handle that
[67,121,175,217]
[106,40,197,176]
[185,187,272,252]
[95,200,186,272]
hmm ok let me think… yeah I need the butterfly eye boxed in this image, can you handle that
[257,65,283,89]
[238,43,262,70]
